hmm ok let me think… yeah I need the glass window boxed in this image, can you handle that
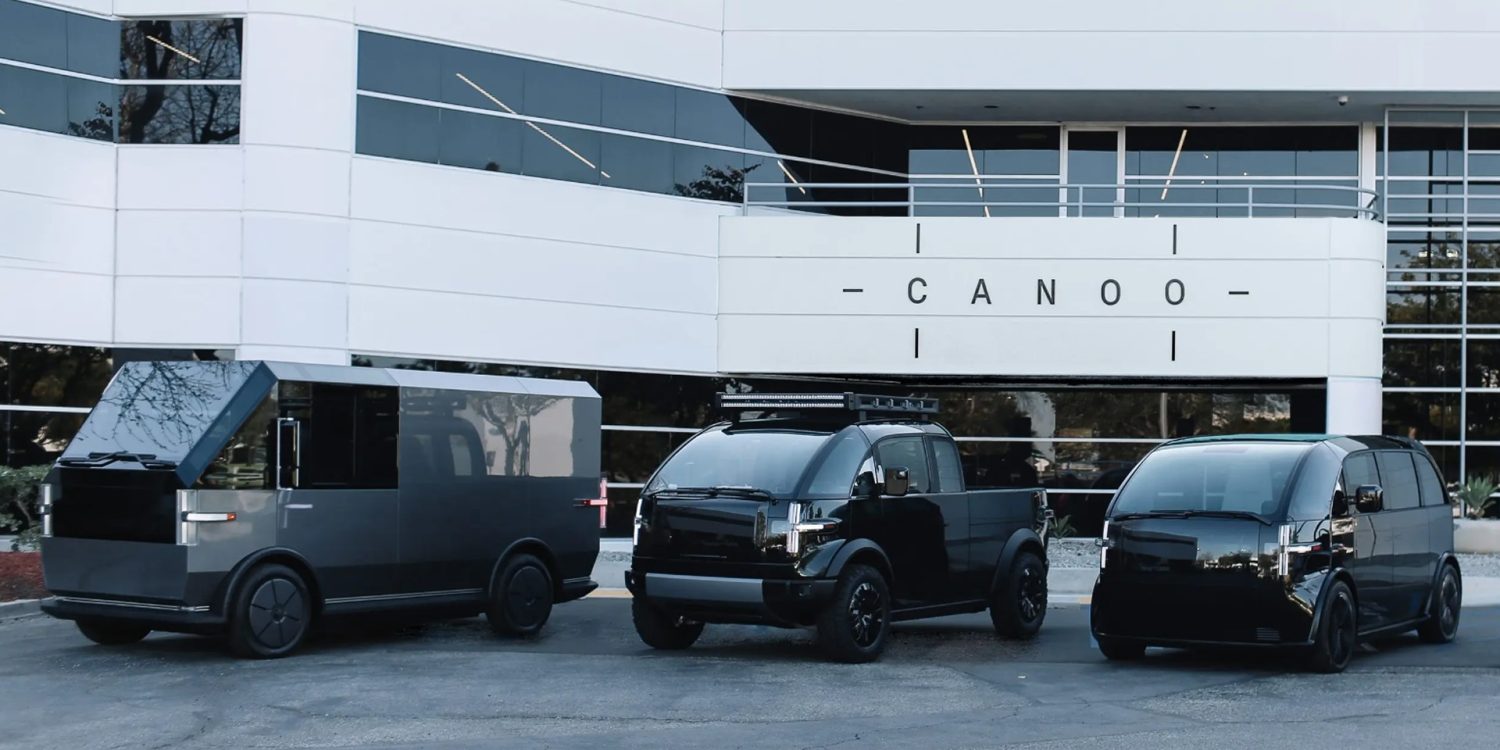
[600,132,673,195]
[118,84,240,143]
[356,96,440,163]
[1375,451,1421,511]
[522,60,600,125]
[357,31,442,100]
[0,0,67,72]
[522,121,602,185]
[1110,442,1307,517]
[743,99,811,159]
[1383,391,1461,443]
[1414,453,1447,507]
[674,89,743,148]
[1384,121,1463,177]
[437,108,521,173]
[449,432,474,476]
[804,429,870,497]
[1384,338,1460,389]
[601,74,674,137]
[1286,444,1341,520]
[1387,286,1462,326]
[931,438,964,493]
[672,145,744,201]
[0,64,68,136]
[875,436,930,494]
[644,425,829,497]
[63,361,261,464]
[353,387,398,487]
[2,410,86,468]
[1343,452,1380,494]
[197,393,275,490]
[1472,340,1500,390]
[284,383,397,490]
[120,19,242,80]
[67,77,115,141]
[440,43,523,112]
[67,11,117,78]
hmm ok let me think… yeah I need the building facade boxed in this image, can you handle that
[2,0,1497,534]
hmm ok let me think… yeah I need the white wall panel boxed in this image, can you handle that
[348,285,716,374]
[242,213,350,283]
[0,196,113,270]
[243,145,351,217]
[116,147,244,211]
[0,129,115,207]
[348,220,715,314]
[241,13,357,150]
[241,278,348,350]
[114,277,241,345]
[0,268,112,344]
[116,210,242,277]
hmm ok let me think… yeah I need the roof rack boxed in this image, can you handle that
[715,392,940,422]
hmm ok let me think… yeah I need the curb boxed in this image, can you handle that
[0,598,43,621]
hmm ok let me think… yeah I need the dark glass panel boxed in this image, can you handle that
[1385,125,1463,177]
[196,393,274,490]
[120,19,242,80]
[1472,340,1500,390]
[1468,448,1500,492]
[601,74,674,137]
[1384,338,1460,388]
[1425,443,1461,489]
[600,132,673,195]
[0,0,66,71]
[1375,451,1421,510]
[63,361,261,463]
[1470,286,1500,324]
[741,153,819,212]
[1067,130,1118,217]
[0,343,113,408]
[804,162,904,216]
[439,42,524,113]
[67,10,118,78]
[742,98,811,159]
[522,121,602,185]
[812,110,880,173]
[0,64,67,135]
[522,59,600,125]
[1387,230,1462,272]
[356,31,442,100]
[672,144,744,201]
[1382,391,1461,442]
[66,77,114,141]
[437,107,521,173]
[674,88,742,148]
[355,95,439,163]
[980,126,1061,176]
[118,84,239,143]
[1469,395,1500,441]
[1469,232,1500,269]
[601,429,676,484]
[2,411,85,468]
[1387,286,1462,326]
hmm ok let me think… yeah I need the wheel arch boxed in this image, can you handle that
[488,537,562,597]
[218,547,324,621]
[989,528,1047,595]
[827,539,894,586]
[1424,553,1463,616]
[1308,567,1359,638]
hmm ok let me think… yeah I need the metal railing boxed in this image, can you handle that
[743,179,1381,220]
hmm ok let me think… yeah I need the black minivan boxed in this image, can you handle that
[1091,435,1460,673]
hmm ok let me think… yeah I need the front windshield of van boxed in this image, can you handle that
[645,425,833,497]
[61,361,260,465]
[1111,442,1312,519]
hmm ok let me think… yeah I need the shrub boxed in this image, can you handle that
[1049,513,1077,541]
[1460,476,1499,520]
[0,465,50,551]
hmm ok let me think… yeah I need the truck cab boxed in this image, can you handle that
[627,393,1051,662]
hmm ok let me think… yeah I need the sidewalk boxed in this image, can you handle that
[590,539,1500,608]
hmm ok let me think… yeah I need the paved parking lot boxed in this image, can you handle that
[2,599,1499,749]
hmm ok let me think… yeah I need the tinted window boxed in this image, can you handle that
[601,133,673,194]
[438,108,522,173]
[1414,453,1448,506]
[645,426,827,497]
[67,77,115,141]
[197,393,275,490]
[931,438,964,493]
[284,383,397,489]
[118,84,240,144]
[875,436,930,494]
[1375,451,1421,511]
[120,19,243,80]
[1111,443,1309,517]
[675,89,743,148]
[0,0,67,71]
[1343,452,1380,494]
[804,430,869,497]
[357,31,441,100]
[1286,443,1342,520]
[64,361,260,463]
[356,96,440,163]
[440,43,523,111]
[673,145,744,201]
[523,122,601,185]
[602,74,674,137]
[523,60,600,125]
[0,64,68,135]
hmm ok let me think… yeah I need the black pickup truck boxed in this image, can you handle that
[626,393,1052,662]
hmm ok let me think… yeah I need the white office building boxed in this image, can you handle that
[2,0,1497,533]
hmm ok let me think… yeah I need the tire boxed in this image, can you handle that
[1417,564,1462,644]
[1096,635,1147,661]
[631,598,704,650]
[75,619,150,646]
[815,564,891,663]
[990,550,1048,639]
[1306,580,1357,674]
[487,553,555,637]
[227,563,312,659]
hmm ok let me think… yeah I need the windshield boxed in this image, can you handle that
[62,361,261,464]
[1110,442,1312,519]
[645,426,832,497]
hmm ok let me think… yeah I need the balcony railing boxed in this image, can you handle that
[743,177,1381,220]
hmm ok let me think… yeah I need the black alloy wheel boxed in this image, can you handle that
[990,550,1047,639]
[632,598,705,650]
[1308,581,1357,673]
[228,563,312,659]
[75,619,151,646]
[1418,564,1462,644]
[488,553,555,637]
[816,564,891,663]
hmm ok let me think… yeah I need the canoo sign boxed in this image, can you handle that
[716,216,1385,380]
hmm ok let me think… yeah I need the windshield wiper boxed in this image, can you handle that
[1111,509,1271,525]
[647,485,776,501]
[59,451,177,470]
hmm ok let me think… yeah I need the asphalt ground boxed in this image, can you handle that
[2,598,1498,749]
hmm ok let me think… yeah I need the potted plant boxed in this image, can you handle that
[1454,476,1500,554]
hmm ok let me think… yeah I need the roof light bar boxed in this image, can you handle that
[716,392,940,418]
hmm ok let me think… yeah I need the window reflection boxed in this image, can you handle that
[356,96,440,163]
[672,145,745,201]
[118,84,239,143]
[0,64,67,135]
[120,19,243,80]
[438,107,521,173]
[0,0,117,77]
[523,122,602,185]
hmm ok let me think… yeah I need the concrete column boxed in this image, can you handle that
[1326,376,1382,434]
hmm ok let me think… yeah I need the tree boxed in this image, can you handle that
[674,162,760,202]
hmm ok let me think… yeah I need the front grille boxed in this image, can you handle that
[1255,627,1281,643]
[53,468,178,544]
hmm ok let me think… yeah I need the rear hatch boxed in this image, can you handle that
[636,491,774,564]
[1099,515,1278,642]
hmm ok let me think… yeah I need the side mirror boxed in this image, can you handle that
[853,470,877,498]
[882,467,910,497]
[276,418,300,489]
[1354,484,1384,514]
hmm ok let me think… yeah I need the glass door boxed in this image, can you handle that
[1062,127,1124,216]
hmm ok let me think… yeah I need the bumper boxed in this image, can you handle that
[1091,574,1317,647]
[625,569,837,626]
[559,577,598,603]
[41,596,225,635]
